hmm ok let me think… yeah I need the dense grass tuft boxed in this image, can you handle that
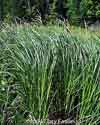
[0,25,100,125]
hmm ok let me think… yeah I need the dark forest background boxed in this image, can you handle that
[0,0,100,25]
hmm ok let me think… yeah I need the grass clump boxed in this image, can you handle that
[0,24,100,125]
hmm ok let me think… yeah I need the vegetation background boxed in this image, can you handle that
[0,0,100,24]
[0,1,100,125]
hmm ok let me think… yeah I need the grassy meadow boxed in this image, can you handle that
[0,24,100,125]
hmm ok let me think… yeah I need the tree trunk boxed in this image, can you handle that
[57,0,63,16]
[12,0,16,22]
[0,0,3,21]
[44,0,50,14]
